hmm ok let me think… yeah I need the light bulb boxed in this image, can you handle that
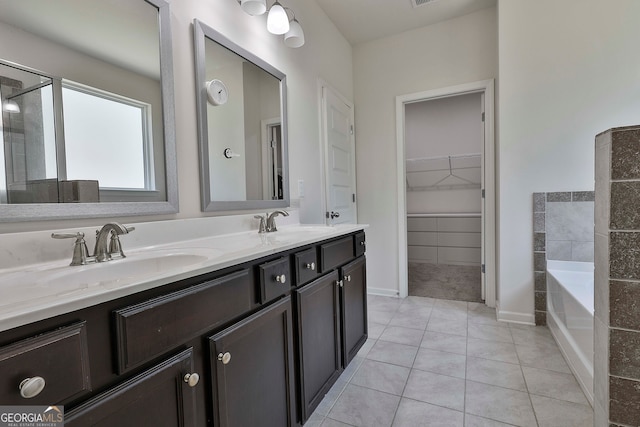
[284,19,304,48]
[3,99,20,114]
[240,0,266,16]
[267,2,289,35]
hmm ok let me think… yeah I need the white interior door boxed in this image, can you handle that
[322,86,356,224]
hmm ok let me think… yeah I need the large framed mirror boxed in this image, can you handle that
[193,19,289,212]
[0,0,178,222]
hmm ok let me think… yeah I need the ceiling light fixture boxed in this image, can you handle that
[240,0,266,16]
[238,0,304,48]
[267,1,289,35]
[283,9,304,48]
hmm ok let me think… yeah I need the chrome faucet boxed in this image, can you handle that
[52,222,134,266]
[266,210,289,232]
[94,222,134,262]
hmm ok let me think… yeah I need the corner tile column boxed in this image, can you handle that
[595,125,640,426]
[533,192,547,326]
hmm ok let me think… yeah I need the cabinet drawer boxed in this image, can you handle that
[407,231,437,246]
[320,237,354,272]
[408,246,437,263]
[0,322,90,405]
[114,269,252,373]
[407,217,437,232]
[294,248,318,286]
[354,232,366,257]
[437,247,481,265]
[259,257,291,304]
[437,217,481,232]
[437,232,481,248]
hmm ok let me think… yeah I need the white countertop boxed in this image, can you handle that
[0,222,367,333]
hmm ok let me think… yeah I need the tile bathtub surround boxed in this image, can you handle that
[531,190,594,326]
[595,125,640,426]
[532,192,547,326]
[545,192,595,262]
[307,295,593,427]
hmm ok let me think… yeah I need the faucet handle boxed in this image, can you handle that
[51,232,90,266]
[254,215,267,234]
[108,225,135,259]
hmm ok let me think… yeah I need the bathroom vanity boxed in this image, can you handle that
[0,224,367,426]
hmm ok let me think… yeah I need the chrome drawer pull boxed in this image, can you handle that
[183,373,200,387]
[360,241,365,246]
[275,274,287,284]
[305,262,315,271]
[19,377,45,399]
[218,352,232,365]
[344,275,352,282]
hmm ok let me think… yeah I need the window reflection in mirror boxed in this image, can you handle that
[0,0,169,208]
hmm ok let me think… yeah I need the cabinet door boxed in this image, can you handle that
[209,297,296,427]
[295,271,342,421]
[341,256,368,367]
[65,348,197,427]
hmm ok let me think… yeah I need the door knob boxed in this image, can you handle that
[183,373,200,387]
[218,352,232,365]
[19,377,45,399]
[275,274,287,283]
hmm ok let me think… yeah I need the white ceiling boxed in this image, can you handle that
[314,0,497,45]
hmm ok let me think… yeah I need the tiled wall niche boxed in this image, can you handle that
[594,125,640,426]
[532,191,594,326]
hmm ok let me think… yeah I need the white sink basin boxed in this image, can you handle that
[0,248,221,306]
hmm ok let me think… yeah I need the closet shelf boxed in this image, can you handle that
[406,153,481,191]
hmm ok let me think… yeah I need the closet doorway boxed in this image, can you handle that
[395,80,496,307]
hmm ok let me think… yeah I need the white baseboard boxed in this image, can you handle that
[367,287,400,298]
[496,300,536,325]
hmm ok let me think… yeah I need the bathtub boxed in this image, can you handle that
[546,260,594,405]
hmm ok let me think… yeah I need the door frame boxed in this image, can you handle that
[261,117,281,200]
[318,79,357,224]
[395,79,496,307]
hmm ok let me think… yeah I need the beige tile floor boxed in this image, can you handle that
[305,295,593,427]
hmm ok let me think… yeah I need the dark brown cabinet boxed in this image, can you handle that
[340,256,368,367]
[295,271,342,420]
[0,230,366,427]
[209,297,296,427]
[65,348,197,427]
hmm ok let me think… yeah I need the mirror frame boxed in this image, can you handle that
[0,0,178,222]
[193,19,290,212]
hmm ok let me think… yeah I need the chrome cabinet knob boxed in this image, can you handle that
[19,377,45,399]
[218,352,232,365]
[360,241,366,246]
[344,275,352,282]
[183,373,200,387]
[335,280,343,288]
[305,262,315,271]
[275,274,287,284]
